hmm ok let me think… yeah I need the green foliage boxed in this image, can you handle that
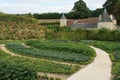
[27,40,95,57]
[33,13,61,19]
[0,61,38,80]
[83,41,120,52]
[40,22,60,26]
[81,40,120,80]
[72,0,90,19]
[0,50,79,75]
[90,8,103,17]
[0,14,36,23]
[103,0,120,25]
[45,27,120,41]
[33,0,99,19]
[113,63,120,80]
[0,14,45,40]
[6,42,94,64]
[114,52,120,61]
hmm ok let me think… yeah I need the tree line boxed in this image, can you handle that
[33,8,103,19]
[21,0,120,25]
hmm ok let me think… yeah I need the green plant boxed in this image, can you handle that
[0,49,79,75]
[6,43,93,64]
[39,22,60,26]
[27,40,95,57]
[0,61,38,80]
[45,27,120,41]
[0,14,45,40]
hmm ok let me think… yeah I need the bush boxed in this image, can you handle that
[0,61,38,80]
[39,22,60,26]
[45,27,120,41]
[114,52,120,61]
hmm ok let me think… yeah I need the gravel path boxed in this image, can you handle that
[0,44,78,66]
[0,44,69,80]
[67,46,112,80]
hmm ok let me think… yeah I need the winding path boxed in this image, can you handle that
[0,44,69,80]
[67,46,112,80]
[0,44,78,66]
[0,44,112,80]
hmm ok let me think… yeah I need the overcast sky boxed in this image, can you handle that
[0,0,106,14]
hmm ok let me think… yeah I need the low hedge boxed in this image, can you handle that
[0,61,38,80]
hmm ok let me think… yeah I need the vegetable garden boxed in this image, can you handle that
[0,40,95,79]
[6,40,95,64]
[26,40,95,58]
[0,50,79,75]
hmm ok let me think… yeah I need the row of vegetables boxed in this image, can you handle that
[0,49,79,80]
[6,40,95,64]
[26,40,95,57]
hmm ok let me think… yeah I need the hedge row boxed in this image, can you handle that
[45,27,120,41]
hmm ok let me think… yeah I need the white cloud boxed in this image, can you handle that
[84,0,106,10]
[0,0,106,14]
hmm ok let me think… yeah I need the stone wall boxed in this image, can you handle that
[60,19,67,27]
[98,22,117,30]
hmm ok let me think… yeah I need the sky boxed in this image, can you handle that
[0,0,106,14]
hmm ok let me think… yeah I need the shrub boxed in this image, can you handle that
[39,22,60,26]
[0,61,38,80]
[45,27,120,41]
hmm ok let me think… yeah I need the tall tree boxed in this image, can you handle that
[103,0,120,25]
[90,8,104,17]
[72,0,90,19]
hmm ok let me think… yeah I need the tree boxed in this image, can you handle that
[103,0,120,25]
[33,13,61,19]
[72,0,90,19]
[90,8,104,17]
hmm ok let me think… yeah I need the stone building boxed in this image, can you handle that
[97,8,117,30]
[60,8,118,30]
[60,14,67,27]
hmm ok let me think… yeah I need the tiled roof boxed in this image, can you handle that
[67,18,99,26]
